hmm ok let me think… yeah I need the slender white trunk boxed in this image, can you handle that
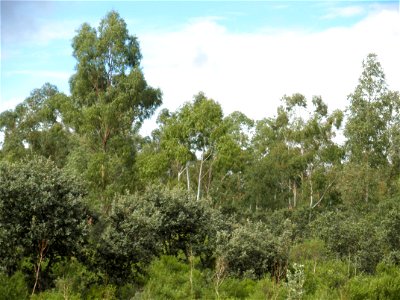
[32,240,48,296]
[197,152,204,201]
[186,162,190,191]
[293,182,297,208]
[178,168,182,183]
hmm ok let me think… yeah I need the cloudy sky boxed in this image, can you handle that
[1,1,399,136]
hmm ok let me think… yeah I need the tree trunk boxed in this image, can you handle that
[197,152,204,201]
[32,240,48,295]
[206,159,213,196]
[186,161,190,191]
[293,182,297,208]
[309,166,314,208]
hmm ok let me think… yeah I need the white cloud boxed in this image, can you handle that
[34,21,78,44]
[321,5,365,19]
[0,97,23,112]
[139,9,400,136]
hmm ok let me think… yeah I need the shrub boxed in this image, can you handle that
[140,256,213,300]
[344,263,400,300]
[216,221,279,279]
[0,271,29,300]
[0,157,89,293]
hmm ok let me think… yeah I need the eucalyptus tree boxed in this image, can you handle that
[66,11,162,208]
[301,97,343,209]
[137,93,224,200]
[0,84,72,165]
[249,94,307,209]
[343,53,400,203]
[248,94,343,210]
[137,98,255,206]
[180,93,224,200]
[210,111,254,205]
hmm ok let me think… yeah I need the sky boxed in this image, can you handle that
[1,0,400,136]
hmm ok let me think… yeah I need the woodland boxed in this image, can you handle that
[1,11,400,300]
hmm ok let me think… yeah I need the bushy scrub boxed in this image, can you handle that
[248,276,288,300]
[0,157,89,293]
[303,259,348,298]
[289,239,330,265]
[140,255,213,300]
[147,187,223,263]
[93,186,222,284]
[0,271,29,300]
[216,220,279,279]
[286,263,305,300]
[344,263,400,300]
[50,258,100,299]
[217,277,257,299]
[310,210,383,274]
[93,192,161,284]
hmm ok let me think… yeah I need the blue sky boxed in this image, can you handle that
[1,1,399,136]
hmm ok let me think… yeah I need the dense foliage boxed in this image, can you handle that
[1,11,400,299]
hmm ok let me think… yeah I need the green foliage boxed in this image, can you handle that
[338,161,389,205]
[0,157,89,290]
[2,10,400,297]
[148,187,223,262]
[344,263,400,300]
[345,53,399,168]
[381,206,400,252]
[84,285,117,300]
[217,221,280,279]
[66,10,162,209]
[0,271,29,300]
[141,256,213,300]
[218,277,257,299]
[248,93,343,210]
[289,239,330,264]
[303,259,349,297]
[92,192,161,284]
[0,84,73,166]
[50,258,99,298]
[310,208,384,274]
[286,263,305,300]
[31,290,81,300]
[344,54,400,204]
[91,186,222,284]
[248,277,288,300]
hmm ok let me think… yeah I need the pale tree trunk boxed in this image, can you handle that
[32,240,48,296]
[311,181,334,209]
[197,152,204,201]
[288,179,292,208]
[206,158,214,196]
[178,167,183,183]
[214,257,227,300]
[293,182,297,208]
[186,162,191,191]
[178,164,186,184]
[189,246,194,299]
